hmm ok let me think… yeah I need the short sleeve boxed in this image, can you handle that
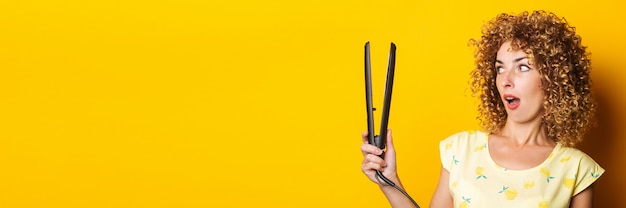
[573,152,605,195]
[438,131,476,171]
[439,138,453,171]
[439,131,487,172]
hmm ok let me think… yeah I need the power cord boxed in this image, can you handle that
[375,170,420,208]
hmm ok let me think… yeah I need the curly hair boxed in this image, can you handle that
[469,11,596,147]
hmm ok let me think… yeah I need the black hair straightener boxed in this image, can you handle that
[365,42,419,208]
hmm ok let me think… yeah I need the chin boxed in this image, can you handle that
[507,112,543,124]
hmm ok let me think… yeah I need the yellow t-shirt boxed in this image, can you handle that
[439,130,604,208]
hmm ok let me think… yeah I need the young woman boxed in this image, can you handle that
[360,11,604,208]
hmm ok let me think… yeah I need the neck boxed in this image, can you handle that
[499,117,552,147]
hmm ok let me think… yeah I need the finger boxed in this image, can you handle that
[362,158,385,172]
[361,131,369,144]
[365,153,387,168]
[385,129,394,152]
[361,143,383,156]
[383,130,397,164]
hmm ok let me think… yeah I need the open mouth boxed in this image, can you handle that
[505,97,520,104]
[504,95,520,109]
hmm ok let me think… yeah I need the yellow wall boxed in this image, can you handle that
[0,0,624,207]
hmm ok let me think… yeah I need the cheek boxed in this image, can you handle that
[520,79,545,103]
[535,79,545,97]
[531,85,546,105]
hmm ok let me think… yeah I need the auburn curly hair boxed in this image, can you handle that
[469,11,596,147]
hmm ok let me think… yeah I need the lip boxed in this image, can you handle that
[502,94,520,110]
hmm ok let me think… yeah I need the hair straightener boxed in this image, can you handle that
[365,42,419,208]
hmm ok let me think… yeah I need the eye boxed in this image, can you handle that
[519,65,531,72]
[496,66,505,74]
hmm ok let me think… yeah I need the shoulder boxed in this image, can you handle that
[554,146,601,166]
[439,130,489,171]
[439,130,489,154]
[440,130,488,147]
[550,146,603,175]
[553,145,605,195]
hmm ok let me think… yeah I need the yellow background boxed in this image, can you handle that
[1,0,624,207]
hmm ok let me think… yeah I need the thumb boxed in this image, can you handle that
[383,129,396,162]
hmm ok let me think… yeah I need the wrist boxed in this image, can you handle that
[377,174,402,189]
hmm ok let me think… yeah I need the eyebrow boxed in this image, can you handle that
[495,57,528,64]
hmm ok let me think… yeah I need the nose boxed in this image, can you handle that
[499,70,514,88]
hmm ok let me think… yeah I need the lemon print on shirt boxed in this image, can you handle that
[445,142,453,150]
[560,156,571,163]
[538,201,549,208]
[591,172,601,181]
[459,196,471,208]
[505,189,518,200]
[498,186,517,200]
[474,143,486,152]
[563,178,575,189]
[475,167,487,179]
[524,180,535,189]
[540,167,555,183]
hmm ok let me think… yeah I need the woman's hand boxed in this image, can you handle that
[360,130,399,186]
[360,130,420,208]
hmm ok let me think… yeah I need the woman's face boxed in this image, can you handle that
[495,41,545,124]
